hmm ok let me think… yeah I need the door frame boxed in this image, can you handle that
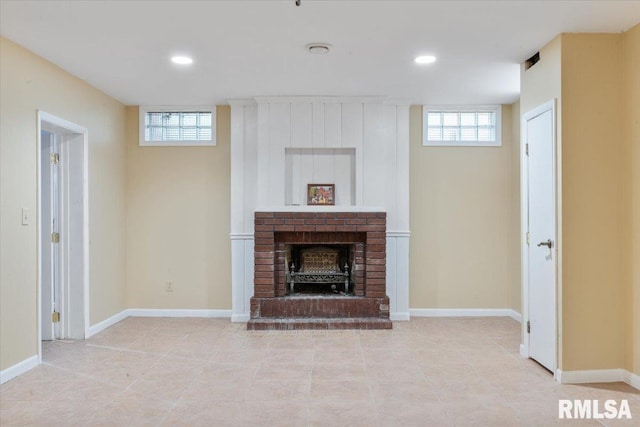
[520,99,561,376]
[37,110,89,360]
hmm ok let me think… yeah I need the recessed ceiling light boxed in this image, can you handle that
[171,56,193,65]
[307,43,331,55]
[414,55,437,65]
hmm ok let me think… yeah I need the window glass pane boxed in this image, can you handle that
[147,112,162,126]
[460,127,477,141]
[199,128,212,141]
[443,113,458,126]
[427,127,442,141]
[165,127,180,140]
[149,127,163,141]
[477,112,493,126]
[427,112,441,126]
[443,127,459,141]
[182,113,197,127]
[199,113,212,127]
[460,113,476,126]
[478,127,492,141]
[165,113,180,127]
[182,127,198,140]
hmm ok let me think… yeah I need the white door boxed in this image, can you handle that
[525,102,557,372]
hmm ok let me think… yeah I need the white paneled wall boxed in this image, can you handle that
[229,97,410,321]
[285,148,355,206]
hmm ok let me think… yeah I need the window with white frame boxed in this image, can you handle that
[139,107,216,146]
[422,105,501,147]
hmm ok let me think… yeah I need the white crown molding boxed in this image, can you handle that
[227,98,257,107]
[253,96,388,104]
[0,355,39,385]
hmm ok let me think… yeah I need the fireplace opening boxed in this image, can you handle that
[285,244,354,295]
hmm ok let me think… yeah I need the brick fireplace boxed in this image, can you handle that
[247,211,392,330]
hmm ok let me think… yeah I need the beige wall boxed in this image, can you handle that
[520,30,638,373]
[0,37,127,370]
[409,105,517,310]
[623,23,640,375]
[561,33,628,371]
[519,34,564,367]
[125,107,231,310]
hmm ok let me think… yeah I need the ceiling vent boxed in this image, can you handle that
[525,52,540,71]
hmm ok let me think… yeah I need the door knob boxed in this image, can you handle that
[537,239,553,248]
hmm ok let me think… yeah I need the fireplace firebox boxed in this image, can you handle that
[247,211,392,330]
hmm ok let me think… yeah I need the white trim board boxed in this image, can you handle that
[0,355,39,385]
[86,309,129,338]
[127,309,232,318]
[87,308,233,337]
[410,308,522,323]
[390,312,410,321]
[557,369,640,391]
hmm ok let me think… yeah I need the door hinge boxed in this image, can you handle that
[51,232,60,243]
[50,153,59,165]
[52,311,60,323]
[526,232,530,246]
[527,320,531,334]
[525,143,529,156]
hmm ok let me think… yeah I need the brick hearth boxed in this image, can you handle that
[247,211,392,330]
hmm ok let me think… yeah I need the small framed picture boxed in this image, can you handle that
[307,184,335,205]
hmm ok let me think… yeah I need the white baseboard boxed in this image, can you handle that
[0,355,38,385]
[390,312,410,321]
[87,308,233,338]
[626,371,640,390]
[509,310,522,323]
[557,368,638,389]
[410,308,522,322]
[520,344,528,358]
[86,309,129,338]
[127,309,232,318]
[231,314,250,323]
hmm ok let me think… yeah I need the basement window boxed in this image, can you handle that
[422,105,501,147]
[139,106,216,146]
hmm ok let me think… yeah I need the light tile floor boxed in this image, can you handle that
[1,317,639,426]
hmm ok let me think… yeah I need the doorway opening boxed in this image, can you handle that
[521,99,559,375]
[37,111,89,360]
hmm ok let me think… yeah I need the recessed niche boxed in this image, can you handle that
[284,148,356,206]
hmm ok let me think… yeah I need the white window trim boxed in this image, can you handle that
[139,106,216,147]
[422,105,502,147]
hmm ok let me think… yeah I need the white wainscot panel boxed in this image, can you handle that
[231,236,254,322]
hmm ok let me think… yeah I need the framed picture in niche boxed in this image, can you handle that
[307,184,335,206]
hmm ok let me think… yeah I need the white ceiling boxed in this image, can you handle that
[1,1,639,106]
